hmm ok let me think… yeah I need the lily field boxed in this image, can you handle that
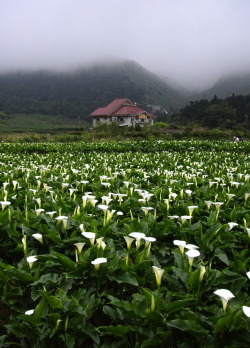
[0,140,250,347]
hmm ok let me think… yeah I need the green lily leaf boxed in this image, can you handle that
[50,251,76,270]
[99,325,129,337]
[39,290,62,309]
[214,247,229,266]
[4,268,33,283]
[107,271,139,286]
[167,319,210,337]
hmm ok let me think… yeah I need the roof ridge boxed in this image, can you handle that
[108,98,132,116]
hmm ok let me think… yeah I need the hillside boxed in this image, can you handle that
[195,73,250,100]
[0,60,186,130]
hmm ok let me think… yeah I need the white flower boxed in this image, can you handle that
[74,242,85,254]
[152,266,164,286]
[55,215,68,221]
[185,249,200,267]
[124,236,134,249]
[185,189,192,196]
[180,215,192,223]
[143,236,156,247]
[0,201,11,210]
[35,208,44,216]
[226,193,235,200]
[55,215,68,229]
[214,289,235,311]
[187,205,198,216]
[141,207,154,216]
[184,244,199,250]
[101,196,113,205]
[173,240,186,255]
[27,255,38,269]
[168,215,179,219]
[243,306,250,317]
[129,232,146,249]
[228,222,238,231]
[213,202,224,209]
[98,204,109,211]
[205,201,213,209]
[25,309,34,315]
[246,271,250,279]
[46,211,57,218]
[91,257,107,270]
[81,232,96,245]
[32,233,43,244]
[96,237,106,250]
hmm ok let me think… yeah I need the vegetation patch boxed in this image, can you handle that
[0,141,250,347]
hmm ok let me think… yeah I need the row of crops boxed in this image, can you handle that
[0,140,250,347]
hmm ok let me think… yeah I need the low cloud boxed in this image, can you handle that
[1,0,250,89]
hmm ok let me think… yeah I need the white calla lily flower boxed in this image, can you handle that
[152,266,164,286]
[124,236,134,250]
[243,306,250,317]
[32,233,43,244]
[214,289,235,311]
[173,240,186,255]
[228,222,238,231]
[27,255,38,269]
[74,242,85,254]
[91,257,107,270]
[81,232,96,245]
[25,309,35,315]
[185,249,200,267]
[129,232,146,249]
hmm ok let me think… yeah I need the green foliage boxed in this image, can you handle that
[0,141,250,347]
[171,94,250,130]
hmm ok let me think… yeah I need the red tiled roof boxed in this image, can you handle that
[113,105,146,116]
[90,98,131,116]
[90,98,156,118]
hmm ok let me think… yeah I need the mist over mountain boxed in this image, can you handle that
[0,60,186,123]
[194,72,250,100]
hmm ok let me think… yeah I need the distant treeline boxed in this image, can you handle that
[170,94,250,129]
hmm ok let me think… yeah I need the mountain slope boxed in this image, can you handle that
[0,60,186,125]
[195,73,250,100]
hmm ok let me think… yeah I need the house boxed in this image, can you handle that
[90,98,156,127]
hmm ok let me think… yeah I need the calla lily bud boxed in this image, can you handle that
[199,266,206,282]
[152,266,164,286]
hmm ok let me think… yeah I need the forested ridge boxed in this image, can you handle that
[170,94,250,129]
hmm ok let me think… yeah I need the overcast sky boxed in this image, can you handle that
[1,0,250,89]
